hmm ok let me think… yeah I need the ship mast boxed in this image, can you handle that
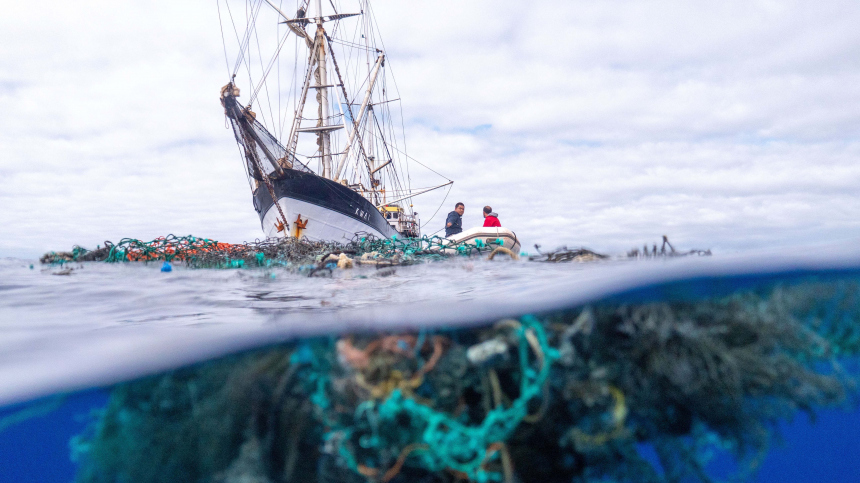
[219,0,455,238]
[314,0,333,178]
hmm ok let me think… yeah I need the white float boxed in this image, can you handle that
[441,227,522,255]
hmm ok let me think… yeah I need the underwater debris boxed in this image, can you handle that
[72,278,860,483]
[628,236,711,259]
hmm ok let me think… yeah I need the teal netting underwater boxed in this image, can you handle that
[70,277,860,483]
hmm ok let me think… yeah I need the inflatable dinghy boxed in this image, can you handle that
[441,226,521,255]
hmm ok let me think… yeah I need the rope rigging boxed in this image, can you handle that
[217,0,452,235]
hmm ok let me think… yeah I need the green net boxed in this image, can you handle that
[71,280,860,483]
[308,315,558,482]
[39,234,512,269]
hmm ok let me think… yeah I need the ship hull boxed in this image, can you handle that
[253,169,396,241]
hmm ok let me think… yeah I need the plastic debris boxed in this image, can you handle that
[466,336,510,366]
[530,245,609,262]
[627,235,711,258]
[40,234,713,269]
[161,262,172,272]
[71,278,860,483]
[336,253,354,269]
[40,233,510,269]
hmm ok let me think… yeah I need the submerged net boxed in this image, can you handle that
[71,278,860,483]
[39,234,514,269]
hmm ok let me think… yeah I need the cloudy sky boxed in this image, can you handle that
[2,0,859,258]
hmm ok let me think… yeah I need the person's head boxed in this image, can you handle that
[455,202,464,215]
[483,206,492,218]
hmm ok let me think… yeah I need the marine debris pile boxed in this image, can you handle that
[530,245,609,262]
[528,236,709,263]
[72,278,860,483]
[628,236,711,259]
[39,233,715,270]
[39,234,510,269]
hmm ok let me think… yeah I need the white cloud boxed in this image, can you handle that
[1,0,859,258]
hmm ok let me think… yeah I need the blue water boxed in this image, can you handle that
[1,247,859,482]
[2,392,858,482]
[0,391,108,481]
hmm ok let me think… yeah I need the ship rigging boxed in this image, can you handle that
[217,0,452,241]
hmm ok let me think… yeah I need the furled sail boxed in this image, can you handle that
[220,84,312,181]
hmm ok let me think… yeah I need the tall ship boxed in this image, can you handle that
[218,0,451,242]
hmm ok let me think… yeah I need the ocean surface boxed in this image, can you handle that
[1,247,859,482]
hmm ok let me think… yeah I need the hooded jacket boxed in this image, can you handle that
[483,212,501,227]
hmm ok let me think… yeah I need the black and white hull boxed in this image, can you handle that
[253,169,396,241]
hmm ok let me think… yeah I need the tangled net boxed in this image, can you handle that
[71,278,860,483]
[530,245,610,263]
[627,235,712,259]
[39,233,512,269]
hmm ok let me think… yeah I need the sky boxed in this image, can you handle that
[1,0,859,258]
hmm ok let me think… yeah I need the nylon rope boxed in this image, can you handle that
[420,183,452,230]
[230,0,265,78]
[250,20,276,130]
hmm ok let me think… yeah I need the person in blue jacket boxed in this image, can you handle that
[445,202,464,237]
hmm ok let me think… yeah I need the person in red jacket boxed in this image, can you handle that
[482,206,501,227]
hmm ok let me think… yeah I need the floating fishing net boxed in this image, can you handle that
[71,277,860,483]
[626,235,712,259]
[39,233,514,270]
[529,246,610,263]
[41,233,716,270]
